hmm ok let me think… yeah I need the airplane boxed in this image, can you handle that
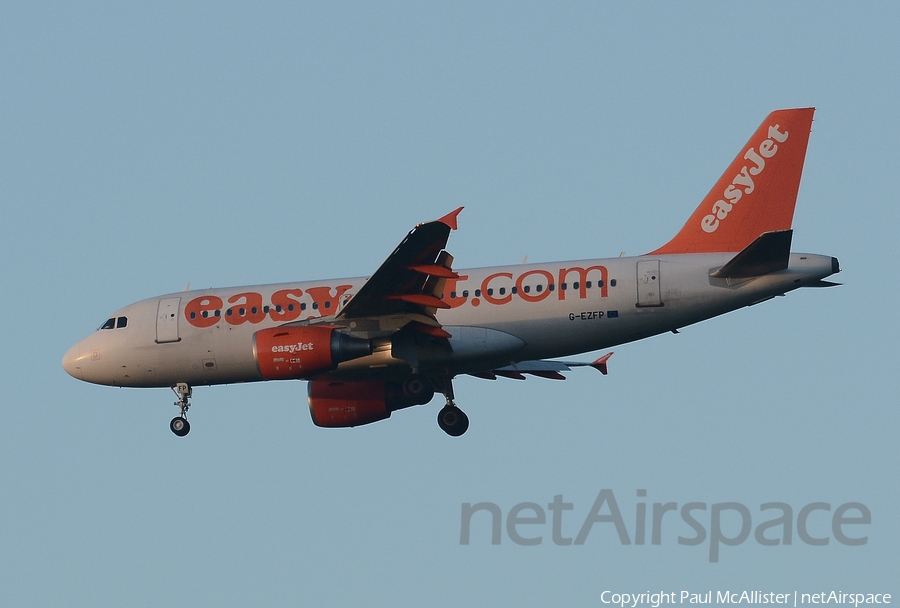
[63,107,840,438]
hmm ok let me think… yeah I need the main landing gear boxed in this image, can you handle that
[402,374,435,406]
[435,376,468,437]
[437,405,469,437]
[170,382,192,437]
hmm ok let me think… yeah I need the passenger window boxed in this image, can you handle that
[610,279,616,287]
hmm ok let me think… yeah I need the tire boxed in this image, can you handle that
[170,416,191,437]
[402,375,435,405]
[437,406,468,437]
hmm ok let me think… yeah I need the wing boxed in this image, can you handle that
[329,207,463,335]
[468,353,613,380]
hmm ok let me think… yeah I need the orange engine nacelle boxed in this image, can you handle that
[307,379,428,428]
[253,326,371,380]
[308,380,394,427]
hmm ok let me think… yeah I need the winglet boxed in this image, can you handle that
[436,207,464,230]
[590,352,614,375]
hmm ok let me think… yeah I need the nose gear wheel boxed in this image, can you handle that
[170,416,190,437]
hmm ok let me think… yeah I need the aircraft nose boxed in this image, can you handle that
[62,343,86,380]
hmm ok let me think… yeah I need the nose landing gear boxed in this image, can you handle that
[170,383,192,437]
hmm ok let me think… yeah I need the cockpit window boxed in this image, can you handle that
[98,317,128,330]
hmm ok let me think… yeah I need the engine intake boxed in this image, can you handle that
[253,326,371,380]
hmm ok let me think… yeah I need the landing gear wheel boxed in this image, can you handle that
[402,374,435,405]
[170,416,191,437]
[438,406,469,437]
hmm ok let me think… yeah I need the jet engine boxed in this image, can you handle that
[308,378,432,427]
[253,326,371,380]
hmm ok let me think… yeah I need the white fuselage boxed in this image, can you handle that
[62,252,837,389]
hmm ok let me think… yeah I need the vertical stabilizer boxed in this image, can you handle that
[649,108,814,255]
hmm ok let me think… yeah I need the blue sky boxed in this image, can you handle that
[1,3,897,606]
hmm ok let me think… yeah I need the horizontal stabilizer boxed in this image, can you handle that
[710,230,792,279]
[806,280,842,288]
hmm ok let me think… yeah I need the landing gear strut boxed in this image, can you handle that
[170,382,192,437]
[435,376,468,437]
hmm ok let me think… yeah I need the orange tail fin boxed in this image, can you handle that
[649,108,815,255]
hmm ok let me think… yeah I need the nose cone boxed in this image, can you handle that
[62,342,87,380]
